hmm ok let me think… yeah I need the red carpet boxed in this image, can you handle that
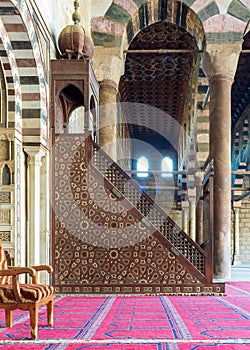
[0,282,250,349]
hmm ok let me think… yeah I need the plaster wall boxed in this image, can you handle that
[34,0,91,43]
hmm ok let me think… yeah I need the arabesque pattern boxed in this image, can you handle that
[52,135,224,294]
[92,144,206,275]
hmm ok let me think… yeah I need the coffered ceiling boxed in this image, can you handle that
[119,21,199,154]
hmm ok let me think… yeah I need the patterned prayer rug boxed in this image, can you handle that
[0,282,249,349]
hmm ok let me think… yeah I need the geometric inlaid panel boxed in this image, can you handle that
[52,135,224,294]
[0,231,11,241]
[0,192,11,203]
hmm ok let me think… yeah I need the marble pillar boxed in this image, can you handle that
[40,151,51,283]
[182,201,189,233]
[233,207,241,265]
[99,79,118,161]
[195,172,204,245]
[196,197,204,245]
[189,198,196,241]
[24,146,45,267]
[203,43,241,280]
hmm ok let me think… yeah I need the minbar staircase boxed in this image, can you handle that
[52,133,225,294]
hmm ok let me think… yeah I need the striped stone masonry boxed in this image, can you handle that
[0,0,48,144]
[196,71,210,167]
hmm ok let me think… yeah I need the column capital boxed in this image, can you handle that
[181,200,189,209]
[202,42,242,81]
[24,146,45,166]
[92,46,124,86]
[99,79,118,92]
[189,196,196,203]
[233,207,240,214]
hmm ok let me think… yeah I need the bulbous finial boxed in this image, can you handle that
[58,0,94,60]
[72,0,81,24]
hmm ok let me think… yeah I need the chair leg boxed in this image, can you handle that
[29,305,38,340]
[5,309,12,327]
[47,299,54,326]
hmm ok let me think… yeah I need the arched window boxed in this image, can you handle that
[161,157,173,177]
[137,156,149,177]
[2,164,10,185]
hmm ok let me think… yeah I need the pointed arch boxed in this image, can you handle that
[0,0,49,142]
[91,0,206,52]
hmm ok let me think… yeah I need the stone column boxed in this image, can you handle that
[203,43,241,280]
[24,146,45,267]
[195,172,204,245]
[99,80,118,161]
[40,151,50,283]
[196,197,204,245]
[182,201,189,233]
[233,207,241,265]
[189,198,196,241]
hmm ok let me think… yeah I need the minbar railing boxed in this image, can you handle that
[91,139,212,281]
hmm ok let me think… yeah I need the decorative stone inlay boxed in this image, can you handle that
[0,209,11,224]
[51,135,224,294]
[0,231,11,241]
[0,192,11,203]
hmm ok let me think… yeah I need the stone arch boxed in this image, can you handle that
[0,11,22,130]
[59,84,85,122]
[0,0,48,140]
[91,0,206,51]
[91,0,250,51]
[54,84,85,133]
[0,60,7,128]
[125,1,205,50]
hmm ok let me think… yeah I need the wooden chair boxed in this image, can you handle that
[0,241,54,339]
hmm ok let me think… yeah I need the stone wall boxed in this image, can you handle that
[231,200,250,264]
[144,183,250,266]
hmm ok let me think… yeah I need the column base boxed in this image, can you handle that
[232,255,241,265]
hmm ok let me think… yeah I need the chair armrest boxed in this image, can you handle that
[31,265,53,273]
[0,267,37,302]
[0,267,36,277]
[31,265,53,284]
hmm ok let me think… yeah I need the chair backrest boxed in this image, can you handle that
[0,241,9,285]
